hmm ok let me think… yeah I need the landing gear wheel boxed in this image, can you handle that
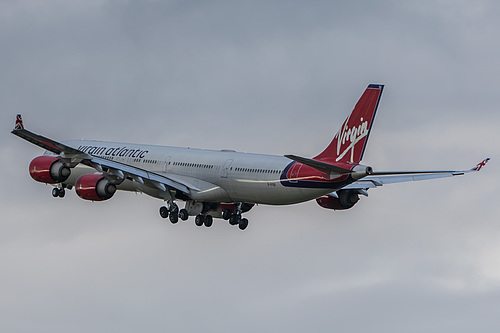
[52,188,60,198]
[229,214,241,226]
[179,209,189,221]
[239,218,249,230]
[204,215,213,227]
[222,209,232,220]
[159,206,169,219]
[58,189,65,198]
[195,214,204,226]
[169,212,179,224]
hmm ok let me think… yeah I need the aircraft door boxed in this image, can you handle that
[164,156,171,172]
[221,159,233,178]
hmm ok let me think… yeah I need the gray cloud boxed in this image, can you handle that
[1,0,499,332]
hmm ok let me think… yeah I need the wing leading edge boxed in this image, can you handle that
[343,158,490,192]
[11,115,194,195]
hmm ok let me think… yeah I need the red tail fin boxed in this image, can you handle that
[314,84,384,164]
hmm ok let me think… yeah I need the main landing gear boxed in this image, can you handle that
[194,214,213,227]
[226,213,248,231]
[222,205,249,231]
[159,202,193,224]
[159,202,250,230]
[194,212,247,230]
[159,202,180,224]
[159,205,216,228]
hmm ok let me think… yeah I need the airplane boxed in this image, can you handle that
[11,84,489,230]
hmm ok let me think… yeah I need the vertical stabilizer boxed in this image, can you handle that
[314,84,384,164]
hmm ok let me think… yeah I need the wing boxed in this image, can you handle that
[342,158,490,193]
[11,115,195,195]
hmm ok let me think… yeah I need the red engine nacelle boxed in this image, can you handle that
[316,190,360,210]
[29,156,71,184]
[75,174,117,201]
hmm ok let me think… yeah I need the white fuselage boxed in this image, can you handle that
[62,140,337,205]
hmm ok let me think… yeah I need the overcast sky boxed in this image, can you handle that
[1,1,499,332]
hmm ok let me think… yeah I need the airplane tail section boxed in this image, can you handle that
[314,84,384,164]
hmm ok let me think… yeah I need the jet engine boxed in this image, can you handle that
[316,190,360,210]
[29,156,71,184]
[75,174,116,201]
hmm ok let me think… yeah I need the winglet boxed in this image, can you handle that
[471,158,490,171]
[14,114,24,130]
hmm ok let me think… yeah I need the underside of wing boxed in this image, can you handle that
[342,159,490,191]
[316,159,490,212]
[85,156,195,194]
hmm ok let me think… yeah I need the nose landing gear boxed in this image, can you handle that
[51,184,67,198]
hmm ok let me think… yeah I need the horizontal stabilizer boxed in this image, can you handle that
[284,155,353,174]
